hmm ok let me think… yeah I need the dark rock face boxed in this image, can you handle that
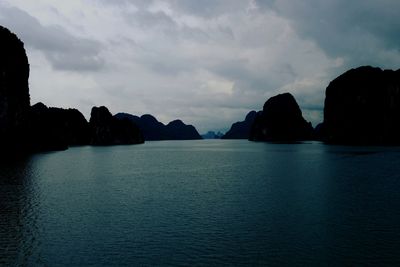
[140,114,169,140]
[28,103,90,151]
[323,66,400,145]
[115,113,167,140]
[222,111,257,139]
[165,120,202,140]
[29,104,144,150]
[249,93,313,142]
[90,107,144,145]
[314,122,327,141]
[0,26,30,151]
[115,113,202,140]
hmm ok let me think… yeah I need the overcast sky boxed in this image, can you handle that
[1,0,399,132]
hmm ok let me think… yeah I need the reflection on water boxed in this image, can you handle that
[0,141,400,266]
[0,157,42,266]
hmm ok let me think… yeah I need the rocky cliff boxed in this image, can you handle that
[222,111,257,139]
[90,106,144,145]
[28,103,90,151]
[0,25,30,152]
[323,66,400,145]
[249,93,313,142]
[165,120,202,140]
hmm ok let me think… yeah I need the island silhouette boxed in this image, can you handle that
[115,113,202,141]
[1,25,400,155]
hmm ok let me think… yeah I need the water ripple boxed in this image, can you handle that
[1,141,400,265]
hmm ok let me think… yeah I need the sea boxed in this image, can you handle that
[1,140,400,266]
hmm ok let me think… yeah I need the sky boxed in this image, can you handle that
[0,0,399,133]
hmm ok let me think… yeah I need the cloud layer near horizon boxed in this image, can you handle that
[0,0,399,132]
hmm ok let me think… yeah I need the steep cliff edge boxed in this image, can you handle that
[249,93,313,142]
[0,25,30,152]
[323,66,400,145]
[90,106,144,145]
[28,103,90,151]
[222,111,257,139]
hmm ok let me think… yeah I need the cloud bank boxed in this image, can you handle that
[0,0,399,132]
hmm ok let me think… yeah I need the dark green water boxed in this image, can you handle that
[1,140,400,266]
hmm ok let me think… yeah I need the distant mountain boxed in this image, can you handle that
[249,93,313,142]
[202,131,224,139]
[90,106,144,146]
[165,120,202,140]
[323,66,400,145]
[115,113,202,140]
[115,114,168,140]
[28,102,90,151]
[26,104,144,150]
[222,111,257,139]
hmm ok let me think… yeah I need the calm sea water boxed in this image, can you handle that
[1,140,400,266]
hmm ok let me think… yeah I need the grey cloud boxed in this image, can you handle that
[94,0,250,17]
[179,26,210,42]
[4,0,398,132]
[212,60,297,94]
[122,7,234,43]
[118,9,237,76]
[169,0,250,17]
[255,0,400,68]
[136,53,193,76]
[125,9,177,29]
[92,0,150,8]
[0,5,104,71]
